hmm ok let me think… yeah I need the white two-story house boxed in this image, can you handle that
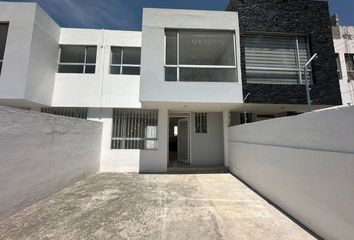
[0,3,243,173]
[0,1,342,173]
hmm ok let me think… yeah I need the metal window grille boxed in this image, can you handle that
[164,29,237,82]
[57,45,97,74]
[345,53,354,81]
[336,53,342,80]
[195,113,208,134]
[110,47,141,75]
[244,34,311,85]
[111,109,158,150]
[41,107,88,119]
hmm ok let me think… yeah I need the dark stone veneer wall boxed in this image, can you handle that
[227,0,342,105]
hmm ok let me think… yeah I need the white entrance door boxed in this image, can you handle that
[178,118,189,164]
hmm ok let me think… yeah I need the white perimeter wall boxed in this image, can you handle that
[228,106,354,240]
[0,106,102,218]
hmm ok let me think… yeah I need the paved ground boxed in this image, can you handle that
[0,173,316,240]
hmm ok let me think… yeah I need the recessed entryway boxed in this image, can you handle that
[168,112,191,168]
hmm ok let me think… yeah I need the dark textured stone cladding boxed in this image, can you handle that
[227,0,342,105]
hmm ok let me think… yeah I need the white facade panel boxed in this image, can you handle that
[52,29,142,108]
[87,108,140,173]
[140,8,243,105]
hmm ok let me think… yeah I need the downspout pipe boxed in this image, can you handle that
[304,53,318,112]
[243,93,250,124]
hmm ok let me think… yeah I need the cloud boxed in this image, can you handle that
[7,0,139,30]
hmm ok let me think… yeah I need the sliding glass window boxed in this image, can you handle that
[58,45,97,74]
[244,35,311,84]
[165,29,237,82]
[110,47,141,75]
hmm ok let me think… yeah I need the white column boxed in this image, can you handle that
[140,108,168,173]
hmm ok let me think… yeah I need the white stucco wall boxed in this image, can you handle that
[228,106,354,240]
[0,106,102,218]
[140,8,243,105]
[191,112,224,166]
[25,5,60,105]
[87,108,140,172]
[140,108,169,173]
[334,25,354,105]
[52,28,141,108]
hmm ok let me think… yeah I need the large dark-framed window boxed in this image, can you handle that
[244,34,311,85]
[57,45,97,74]
[0,23,9,74]
[165,29,238,82]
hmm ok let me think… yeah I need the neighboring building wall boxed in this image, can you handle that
[0,3,37,100]
[0,106,102,218]
[24,4,60,105]
[227,0,342,106]
[191,112,224,166]
[0,3,60,106]
[228,106,354,240]
[333,25,354,105]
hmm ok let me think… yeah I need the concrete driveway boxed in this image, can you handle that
[0,173,316,240]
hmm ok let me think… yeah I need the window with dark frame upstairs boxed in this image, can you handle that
[58,45,97,74]
[165,29,237,82]
[110,47,141,75]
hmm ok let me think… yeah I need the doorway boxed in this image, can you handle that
[168,112,190,168]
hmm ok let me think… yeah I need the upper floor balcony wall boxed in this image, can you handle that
[52,28,142,108]
[139,8,243,106]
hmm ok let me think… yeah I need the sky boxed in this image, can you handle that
[5,0,354,30]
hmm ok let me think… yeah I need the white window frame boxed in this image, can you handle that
[110,47,141,75]
[245,34,312,85]
[57,45,96,74]
[164,29,238,82]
